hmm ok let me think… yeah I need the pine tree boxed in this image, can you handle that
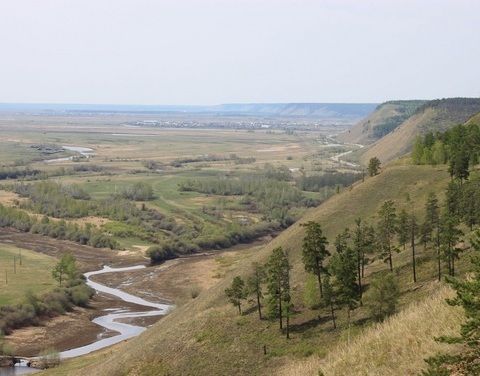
[322,274,337,329]
[445,181,462,217]
[330,238,359,339]
[440,211,464,277]
[282,254,292,339]
[266,247,292,335]
[301,221,329,299]
[334,228,350,254]
[449,149,470,182]
[397,209,409,251]
[353,219,367,303]
[377,200,398,271]
[225,276,247,315]
[247,262,266,320]
[407,208,419,282]
[361,224,376,278]
[366,273,399,322]
[368,157,381,176]
[422,230,480,375]
[424,193,441,281]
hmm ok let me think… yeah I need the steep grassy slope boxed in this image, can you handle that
[338,100,426,145]
[360,98,480,164]
[44,163,452,376]
[466,111,480,125]
[278,285,463,376]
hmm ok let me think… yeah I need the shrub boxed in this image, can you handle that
[120,182,154,201]
[365,273,400,322]
[37,348,60,369]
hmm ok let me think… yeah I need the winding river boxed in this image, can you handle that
[2,265,172,375]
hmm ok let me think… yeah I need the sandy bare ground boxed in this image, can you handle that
[5,293,162,357]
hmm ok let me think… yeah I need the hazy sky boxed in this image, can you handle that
[0,0,479,105]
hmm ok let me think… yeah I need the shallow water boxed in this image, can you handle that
[1,265,172,374]
[43,145,94,163]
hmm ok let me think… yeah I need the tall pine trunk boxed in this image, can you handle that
[278,288,283,330]
[411,228,417,283]
[361,254,366,278]
[357,252,363,304]
[286,305,290,339]
[437,226,441,281]
[347,308,351,344]
[256,290,262,320]
[330,302,336,329]
[317,268,323,299]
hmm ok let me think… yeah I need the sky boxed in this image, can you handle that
[0,0,479,105]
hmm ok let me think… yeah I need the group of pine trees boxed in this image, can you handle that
[224,183,472,339]
[225,247,293,337]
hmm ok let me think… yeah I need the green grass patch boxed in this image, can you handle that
[0,244,56,306]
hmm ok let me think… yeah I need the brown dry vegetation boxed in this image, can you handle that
[278,284,463,376]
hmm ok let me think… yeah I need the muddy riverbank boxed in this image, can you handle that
[1,228,270,358]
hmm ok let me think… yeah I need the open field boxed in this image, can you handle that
[0,115,361,259]
[0,244,56,306]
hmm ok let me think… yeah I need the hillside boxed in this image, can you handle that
[466,111,480,125]
[45,163,453,376]
[337,100,426,145]
[360,98,480,164]
[279,285,462,376]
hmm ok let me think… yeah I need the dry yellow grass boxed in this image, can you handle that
[279,283,463,376]
[338,102,404,145]
[466,111,480,125]
[360,108,435,165]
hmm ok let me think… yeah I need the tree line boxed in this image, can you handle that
[179,176,318,225]
[296,172,361,192]
[412,123,480,181]
[0,204,118,249]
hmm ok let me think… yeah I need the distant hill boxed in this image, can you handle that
[337,100,427,144]
[359,98,480,164]
[0,102,377,120]
[212,103,377,118]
